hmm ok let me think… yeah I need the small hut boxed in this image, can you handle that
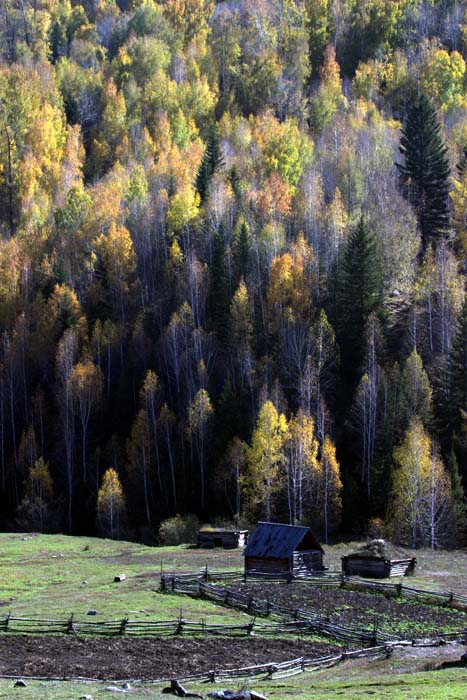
[341,539,416,578]
[243,522,324,576]
[197,528,248,549]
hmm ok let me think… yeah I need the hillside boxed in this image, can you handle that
[0,0,466,543]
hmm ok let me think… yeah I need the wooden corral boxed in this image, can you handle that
[197,529,248,549]
[341,540,416,578]
[243,522,324,576]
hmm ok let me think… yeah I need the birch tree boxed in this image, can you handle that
[187,388,213,511]
[69,360,103,483]
[285,409,319,525]
[246,400,288,521]
[391,419,454,547]
[318,435,342,544]
[97,467,126,538]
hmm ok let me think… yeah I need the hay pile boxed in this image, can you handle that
[347,539,390,560]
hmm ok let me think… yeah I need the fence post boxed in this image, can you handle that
[5,611,10,632]
[67,613,74,634]
[449,591,454,607]
[176,610,183,635]
[372,618,378,646]
[397,582,402,597]
[119,617,129,635]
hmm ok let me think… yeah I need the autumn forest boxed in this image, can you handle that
[1,0,467,547]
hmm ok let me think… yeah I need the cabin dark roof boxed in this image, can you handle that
[243,522,323,558]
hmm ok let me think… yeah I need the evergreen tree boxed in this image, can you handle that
[195,127,225,202]
[228,165,242,200]
[446,447,466,542]
[208,224,230,342]
[449,297,467,433]
[396,94,450,248]
[457,143,467,179]
[338,217,383,383]
[232,222,251,285]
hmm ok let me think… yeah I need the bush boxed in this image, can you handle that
[158,513,201,545]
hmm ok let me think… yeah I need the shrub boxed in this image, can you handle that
[158,513,201,545]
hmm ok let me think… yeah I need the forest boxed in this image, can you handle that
[1,0,467,547]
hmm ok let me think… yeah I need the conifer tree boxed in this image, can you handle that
[208,224,230,342]
[397,94,450,248]
[449,298,467,433]
[195,127,225,202]
[457,143,467,179]
[446,448,466,541]
[232,222,251,285]
[338,217,383,383]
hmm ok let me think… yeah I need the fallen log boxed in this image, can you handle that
[162,680,203,698]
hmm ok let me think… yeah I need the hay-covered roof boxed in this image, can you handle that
[345,539,391,560]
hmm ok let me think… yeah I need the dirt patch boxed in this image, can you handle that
[225,583,467,637]
[0,635,339,680]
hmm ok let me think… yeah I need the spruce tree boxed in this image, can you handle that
[232,221,251,284]
[457,143,467,178]
[208,224,230,342]
[446,447,466,543]
[338,216,383,381]
[195,127,225,202]
[396,94,450,248]
[449,297,467,432]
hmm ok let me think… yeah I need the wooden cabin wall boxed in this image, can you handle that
[292,550,324,574]
[245,556,290,573]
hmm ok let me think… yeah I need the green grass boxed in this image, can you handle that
[0,533,244,623]
[2,533,467,700]
[0,668,466,699]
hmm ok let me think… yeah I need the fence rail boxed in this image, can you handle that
[0,644,393,685]
[0,613,326,638]
[161,568,467,610]
[160,574,467,647]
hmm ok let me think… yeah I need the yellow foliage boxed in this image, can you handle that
[166,186,200,233]
[97,467,126,537]
[245,400,288,520]
[94,223,136,292]
[267,233,314,327]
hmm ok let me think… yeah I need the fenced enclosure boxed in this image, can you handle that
[161,572,467,646]
[160,567,467,611]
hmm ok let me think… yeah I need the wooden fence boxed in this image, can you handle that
[0,613,343,638]
[161,567,467,611]
[0,644,392,685]
[160,574,467,646]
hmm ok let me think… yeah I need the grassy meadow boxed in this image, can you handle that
[0,534,466,698]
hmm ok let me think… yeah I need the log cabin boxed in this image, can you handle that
[243,522,324,576]
[197,529,248,549]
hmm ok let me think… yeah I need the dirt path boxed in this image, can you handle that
[0,636,340,680]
